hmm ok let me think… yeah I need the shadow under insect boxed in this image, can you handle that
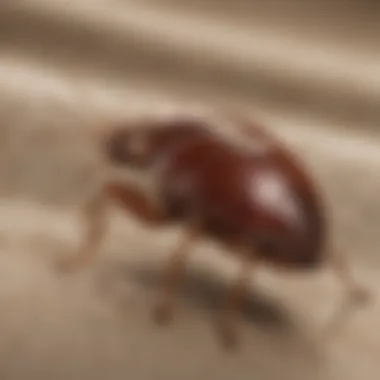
[103,257,296,334]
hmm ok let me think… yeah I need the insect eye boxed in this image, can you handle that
[106,129,150,167]
[105,131,129,163]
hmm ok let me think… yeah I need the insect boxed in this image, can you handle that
[58,108,369,347]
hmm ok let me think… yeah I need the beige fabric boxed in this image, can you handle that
[0,1,379,379]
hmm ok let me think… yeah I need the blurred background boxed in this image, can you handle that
[0,1,379,379]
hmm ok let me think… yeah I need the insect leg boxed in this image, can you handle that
[105,181,167,225]
[58,180,167,273]
[217,248,254,348]
[323,250,371,338]
[153,220,201,324]
[57,187,109,273]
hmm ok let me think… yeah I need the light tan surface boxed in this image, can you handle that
[0,1,379,379]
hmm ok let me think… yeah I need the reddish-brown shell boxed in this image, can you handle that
[105,116,327,270]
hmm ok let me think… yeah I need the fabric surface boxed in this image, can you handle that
[0,1,379,379]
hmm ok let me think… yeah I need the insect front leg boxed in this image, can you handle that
[105,181,168,225]
[57,180,167,274]
[57,187,109,273]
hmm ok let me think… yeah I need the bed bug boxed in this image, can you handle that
[58,109,369,347]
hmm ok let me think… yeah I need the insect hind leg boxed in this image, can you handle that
[322,250,371,339]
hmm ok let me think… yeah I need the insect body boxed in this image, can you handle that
[59,111,369,347]
[105,118,326,269]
